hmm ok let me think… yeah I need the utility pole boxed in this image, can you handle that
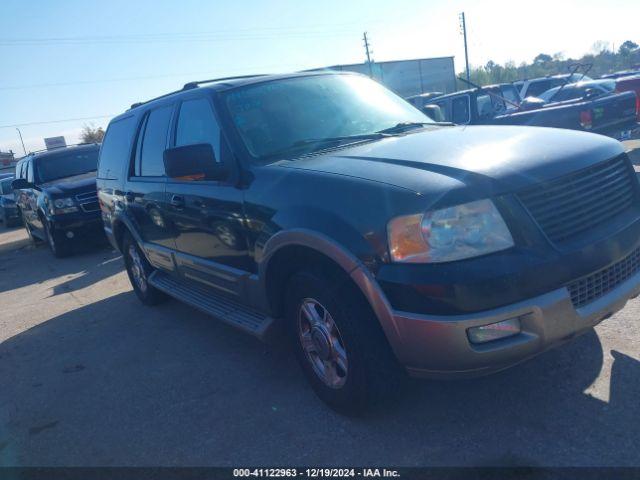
[15,128,26,155]
[363,32,373,78]
[459,12,470,84]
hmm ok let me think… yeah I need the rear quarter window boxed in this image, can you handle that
[98,116,137,180]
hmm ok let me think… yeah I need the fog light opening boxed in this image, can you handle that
[467,317,522,344]
[66,231,74,239]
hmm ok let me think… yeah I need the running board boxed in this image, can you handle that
[148,270,274,339]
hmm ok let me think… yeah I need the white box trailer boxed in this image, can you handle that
[310,57,457,98]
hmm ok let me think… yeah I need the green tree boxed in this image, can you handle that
[80,124,105,144]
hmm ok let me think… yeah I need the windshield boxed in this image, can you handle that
[0,178,12,195]
[224,74,432,162]
[36,149,99,183]
[539,80,615,102]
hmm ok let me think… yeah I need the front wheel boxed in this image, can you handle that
[122,231,167,306]
[44,221,72,258]
[284,268,401,415]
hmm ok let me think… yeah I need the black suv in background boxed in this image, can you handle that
[13,144,103,257]
[98,72,640,413]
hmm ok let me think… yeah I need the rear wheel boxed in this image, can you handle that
[284,268,401,414]
[44,221,72,258]
[122,231,167,306]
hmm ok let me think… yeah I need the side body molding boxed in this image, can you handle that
[256,229,404,354]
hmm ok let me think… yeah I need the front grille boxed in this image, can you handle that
[518,155,636,243]
[80,201,100,213]
[75,191,97,202]
[568,247,640,308]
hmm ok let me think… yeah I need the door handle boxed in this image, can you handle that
[124,191,134,202]
[170,195,185,208]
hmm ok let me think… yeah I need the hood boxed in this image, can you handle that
[41,171,97,196]
[279,125,623,199]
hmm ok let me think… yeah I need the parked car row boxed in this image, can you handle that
[10,144,103,256]
[7,71,640,414]
[411,72,640,140]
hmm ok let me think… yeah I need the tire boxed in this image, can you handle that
[44,220,72,258]
[22,211,41,244]
[122,231,167,306]
[284,267,401,415]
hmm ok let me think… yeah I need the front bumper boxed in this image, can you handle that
[1,206,19,220]
[50,212,104,239]
[394,268,640,378]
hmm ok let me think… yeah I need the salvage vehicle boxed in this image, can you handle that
[12,143,103,257]
[0,174,21,227]
[601,70,640,80]
[98,72,640,413]
[514,73,591,99]
[537,79,640,139]
[429,81,637,139]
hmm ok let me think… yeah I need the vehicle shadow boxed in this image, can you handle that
[0,240,119,295]
[0,289,638,466]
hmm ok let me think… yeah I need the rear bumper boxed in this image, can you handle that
[394,269,640,378]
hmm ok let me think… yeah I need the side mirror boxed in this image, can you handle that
[422,104,445,122]
[584,88,600,99]
[520,96,546,110]
[163,143,228,181]
[11,178,33,190]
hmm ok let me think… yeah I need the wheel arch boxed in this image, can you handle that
[258,229,403,351]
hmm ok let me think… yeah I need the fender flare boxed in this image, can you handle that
[258,228,404,351]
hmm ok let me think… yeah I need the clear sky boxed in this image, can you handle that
[1,0,638,154]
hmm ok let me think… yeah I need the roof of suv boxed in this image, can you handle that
[23,143,100,161]
[123,70,358,114]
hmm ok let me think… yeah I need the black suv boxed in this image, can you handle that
[98,72,640,412]
[13,144,103,257]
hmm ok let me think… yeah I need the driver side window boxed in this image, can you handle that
[175,97,222,163]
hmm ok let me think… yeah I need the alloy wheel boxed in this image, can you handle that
[298,298,349,388]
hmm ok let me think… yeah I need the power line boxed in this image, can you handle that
[0,114,115,129]
[0,61,303,91]
[0,27,364,47]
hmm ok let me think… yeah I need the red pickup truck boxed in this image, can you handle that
[615,75,640,122]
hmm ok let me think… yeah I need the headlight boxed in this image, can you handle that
[54,198,75,209]
[387,199,514,263]
[52,197,78,214]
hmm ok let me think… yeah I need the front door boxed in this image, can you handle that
[163,95,251,296]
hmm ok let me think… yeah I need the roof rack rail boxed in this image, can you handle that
[26,142,99,155]
[129,74,268,111]
[182,74,268,90]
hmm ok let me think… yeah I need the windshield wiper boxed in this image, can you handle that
[376,121,452,134]
[263,133,390,160]
[292,132,390,147]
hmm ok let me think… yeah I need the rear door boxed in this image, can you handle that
[124,103,176,271]
[163,94,251,296]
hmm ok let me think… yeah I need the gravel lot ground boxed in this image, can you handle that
[0,220,639,467]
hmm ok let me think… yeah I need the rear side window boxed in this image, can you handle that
[452,96,470,124]
[25,160,33,183]
[98,116,136,180]
[175,98,221,161]
[139,105,173,177]
[526,80,552,98]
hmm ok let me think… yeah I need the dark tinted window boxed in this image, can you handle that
[26,160,33,183]
[35,149,99,183]
[452,96,470,124]
[139,105,173,176]
[526,80,552,98]
[99,116,136,179]
[0,178,12,195]
[176,98,221,161]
